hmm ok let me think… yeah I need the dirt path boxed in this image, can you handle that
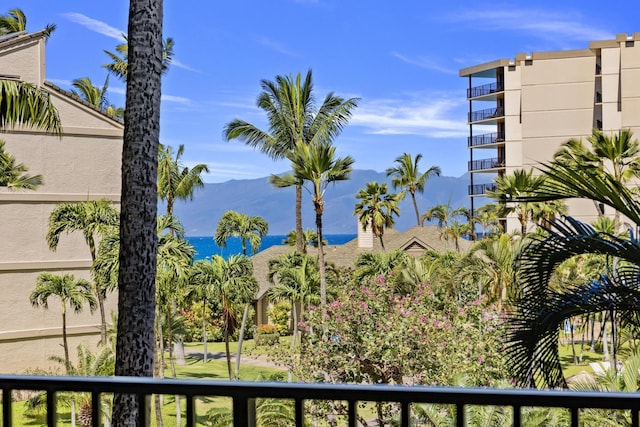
[186,350,283,370]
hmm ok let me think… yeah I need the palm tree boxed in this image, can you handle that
[488,169,546,235]
[504,148,640,388]
[0,78,61,134]
[188,260,221,363]
[554,129,640,230]
[268,252,321,349]
[224,70,358,253]
[420,203,455,229]
[214,210,266,377]
[158,143,209,219]
[47,200,119,344]
[72,76,109,110]
[103,36,175,81]
[354,181,403,249]
[441,220,472,252]
[354,250,408,286]
[215,210,268,256]
[386,153,441,226]
[0,139,43,189]
[112,1,163,423]
[30,273,97,374]
[271,141,354,306]
[0,8,55,37]
[282,228,326,248]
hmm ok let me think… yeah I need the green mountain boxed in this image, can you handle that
[170,170,488,236]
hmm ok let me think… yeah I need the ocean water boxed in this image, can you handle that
[186,234,357,260]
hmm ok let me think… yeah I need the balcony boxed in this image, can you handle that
[467,81,504,99]
[468,132,505,147]
[3,375,640,427]
[468,157,504,172]
[469,183,498,196]
[468,106,504,123]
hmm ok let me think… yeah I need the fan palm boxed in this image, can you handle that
[271,141,354,305]
[224,70,358,253]
[354,181,403,249]
[0,139,43,189]
[386,152,441,226]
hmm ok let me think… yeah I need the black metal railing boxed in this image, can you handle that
[468,157,504,172]
[2,375,640,427]
[467,81,504,98]
[469,106,504,122]
[469,183,498,195]
[468,132,505,147]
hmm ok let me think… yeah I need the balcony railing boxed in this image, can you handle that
[468,132,505,147]
[467,81,504,98]
[468,157,504,172]
[2,375,640,427]
[469,106,504,123]
[469,183,498,195]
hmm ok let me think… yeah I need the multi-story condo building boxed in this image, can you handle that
[0,30,123,372]
[460,32,640,233]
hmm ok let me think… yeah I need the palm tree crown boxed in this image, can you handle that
[215,211,269,256]
[354,181,403,249]
[386,153,440,226]
[224,70,358,253]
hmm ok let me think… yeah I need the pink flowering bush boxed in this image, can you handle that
[290,278,507,387]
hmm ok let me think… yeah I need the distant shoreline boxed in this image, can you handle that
[186,234,357,261]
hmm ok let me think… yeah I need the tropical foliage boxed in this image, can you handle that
[0,139,43,189]
[353,181,403,249]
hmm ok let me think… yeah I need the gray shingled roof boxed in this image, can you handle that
[251,225,472,299]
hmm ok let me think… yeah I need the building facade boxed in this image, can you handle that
[461,32,640,232]
[0,31,123,372]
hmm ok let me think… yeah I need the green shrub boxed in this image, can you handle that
[255,324,279,346]
[267,301,291,335]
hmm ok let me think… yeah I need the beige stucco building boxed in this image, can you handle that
[0,31,123,372]
[461,32,640,233]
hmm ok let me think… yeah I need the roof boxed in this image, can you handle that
[251,225,473,300]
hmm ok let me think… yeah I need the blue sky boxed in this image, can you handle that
[16,0,638,183]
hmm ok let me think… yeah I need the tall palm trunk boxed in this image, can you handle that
[296,185,305,254]
[88,240,108,345]
[315,201,327,306]
[203,295,208,363]
[224,328,233,380]
[112,0,162,424]
[62,305,70,374]
[411,191,421,226]
[234,303,250,380]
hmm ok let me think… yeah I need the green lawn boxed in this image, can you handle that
[559,341,607,379]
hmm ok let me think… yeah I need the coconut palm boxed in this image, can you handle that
[187,260,221,363]
[271,141,354,305]
[30,273,97,374]
[112,1,163,423]
[282,228,326,248]
[70,76,123,119]
[224,70,358,253]
[354,181,403,250]
[158,143,209,220]
[0,8,55,37]
[0,139,43,189]
[386,153,441,226]
[420,203,456,229]
[103,35,175,81]
[47,200,119,344]
[441,220,472,252]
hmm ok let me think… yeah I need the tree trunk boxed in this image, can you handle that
[411,192,421,227]
[112,0,163,424]
[224,329,233,380]
[89,239,107,345]
[316,204,326,306]
[62,308,70,375]
[235,303,250,380]
[203,297,208,364]
[295,184,305,254]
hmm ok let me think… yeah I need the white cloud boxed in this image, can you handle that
[47,78,73,87]
[63,13,124,40]
[256,36,296,56]
[350,95,468,138]
[161,94,191,105]
[391,52,458,75]
[445,8,613,42]
[171,59,200,73]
